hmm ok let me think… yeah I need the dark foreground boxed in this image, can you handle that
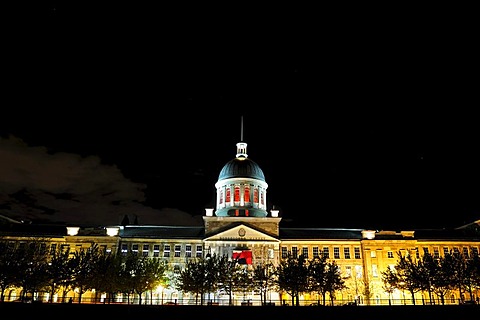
[1,302,478,319]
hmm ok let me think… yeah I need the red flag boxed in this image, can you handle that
[232,250,252,264]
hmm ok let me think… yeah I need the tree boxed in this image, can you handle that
[216,255,242,305]
[308,255,328,305]
[395,251,422,305]
[381,265,397,305]
[13,240,50,302]
[176,258,206,305]
[70,243,101,303]
[325,260,346,305]
[45,245,73,303]
[275,253,309,306]
[0,240,19,302]
[252,262,276,305]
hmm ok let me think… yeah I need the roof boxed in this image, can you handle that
[218,157,265,181]
[280,228,364,240]
[119,225,205,239]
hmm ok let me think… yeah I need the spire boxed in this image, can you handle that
[236,116,248,158]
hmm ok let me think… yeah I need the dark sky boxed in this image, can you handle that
[1,3,478,230]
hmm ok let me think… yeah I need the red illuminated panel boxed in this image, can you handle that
[232,250,252,264]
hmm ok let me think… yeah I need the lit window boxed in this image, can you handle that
[302,247,309,258]
[226,188,231,203]
[234,186,240,202]
[443,247,449,256]
[323,247,329,259]
[372,264,378,277]
[354,247,361,259]
[334,247,340,259]
[292,247,298,258]
[244,186,250,202]
[175,245,181,257]
[164,245,170,258]
[196,245,202,257]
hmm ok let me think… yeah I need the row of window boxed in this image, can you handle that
[9,242,480,262]
[281,246,362,260]
[120,244,204,258]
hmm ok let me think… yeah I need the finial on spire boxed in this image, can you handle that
[236,116,248,158]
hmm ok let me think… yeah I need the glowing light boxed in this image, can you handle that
[106,227,119,236]
[66,227,79,236]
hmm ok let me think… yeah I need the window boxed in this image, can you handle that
[163,245,170,258]
[254,188,259,203]
[292,247,298,258]
[132,244,138,255]
[234,186,240,202]
[370,250,376,258]
[153,244,160,257]
[219,190,223,205]
[313,247,319,258]
[462,247,469,258]
[186,245,192,258]
[354,247,361,259]
[471,247,479,257]
[323,247,329,259]
[121,244,128,255]
[174,245,181,257]
[387,251,394,259]
[344,247,351,259]
[334,247,340,259]
[226,188,231,203]
[40,243,47,255]
[423,247,429,255]
[281,247,288,259]
[143,244,149,257]
[453,247,460,256]
[443,247,449,256]
[50,243,57,255]
[345,266,352,278]
[244,186,250,202]
[302,247,309,258]
[196,245,202,257]
[372,264,378,277]
[433,247,440,259]
[355,265,362,278]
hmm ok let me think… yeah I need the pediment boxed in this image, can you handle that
[204,224,279,242]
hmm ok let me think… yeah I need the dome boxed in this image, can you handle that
[218,157,265,181]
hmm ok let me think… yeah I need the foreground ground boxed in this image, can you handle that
[1,302,478,319]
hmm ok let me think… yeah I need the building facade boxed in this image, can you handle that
[1,138,480,306]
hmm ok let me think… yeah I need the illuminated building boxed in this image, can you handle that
[1,137,479,306]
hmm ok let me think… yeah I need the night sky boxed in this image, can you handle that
[1,4,478,230]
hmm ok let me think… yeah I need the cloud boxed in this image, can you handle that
[0,135,202,226]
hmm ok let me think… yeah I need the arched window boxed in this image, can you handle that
[253,188,259,203]
[244,186,250,203]
[226,188,231,203]
[234,186,240,202]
